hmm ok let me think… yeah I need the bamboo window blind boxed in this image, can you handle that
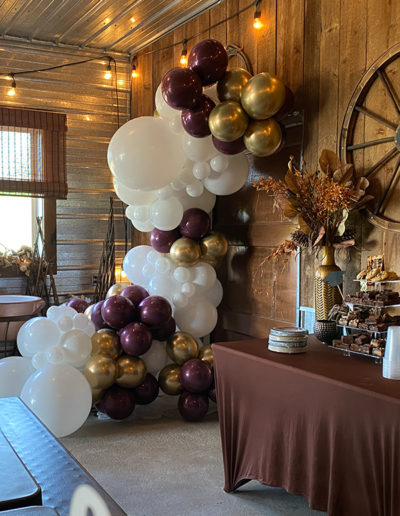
[0,106,67,199]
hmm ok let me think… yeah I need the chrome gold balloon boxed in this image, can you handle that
[92,388,105,404]
[200,232,228,259]
[208,101,249,142]
[91,329,121,360]
[83,355,117,390]
[241,73,286,120]
[158,364,183,395]
[200,255,222,270]
[166,331,199,365]
[217,67,252,102]
[106,283,125,298]
[116,356,146,388]
[170,237,201,267]
[199,344,214,368]
[244,119,282,157]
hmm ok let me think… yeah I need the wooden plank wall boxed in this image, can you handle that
[0,42,130,300]
[130,0,400,339]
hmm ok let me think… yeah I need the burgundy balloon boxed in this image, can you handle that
[181,94,215,138]
[119,322,152,356]
[208,386,216,403]
[65,298,89,313]
[101,295,137,329]
[133,373,159,405]
[91,300,109,330]
[212,135,245,155]
[188,39,228,86]
[151,316,176,341]
[179,358,213,393]
[178,391,209,422]
[139,295,172,327]
[274,86,294,122]
[96,385,136,420]
[150,228,180,253]
[121,285,149,307]
[161,67,203,110]
[179,208,211,240]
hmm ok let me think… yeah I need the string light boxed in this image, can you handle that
[253,0,263,29]
[180,39,188,67]
[104,58,112,80]
[130,16,135,23]
[131,56,138,78]
[7,75,16,96]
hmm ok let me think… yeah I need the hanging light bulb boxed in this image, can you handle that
[104,58,112,80]
[7,75,16,96]
[180,39,188,67]
[253,1,263,29]
[131,56,138,78]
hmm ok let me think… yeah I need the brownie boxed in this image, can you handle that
[350,343,362,352]
[342,335,354,344]
[372,347,385,357]
[360,345,371,354]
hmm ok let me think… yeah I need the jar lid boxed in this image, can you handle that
[269,326,308,337]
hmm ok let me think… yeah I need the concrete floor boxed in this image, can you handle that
[62,395,326,516]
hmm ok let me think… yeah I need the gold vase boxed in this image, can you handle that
[314,246,342,320]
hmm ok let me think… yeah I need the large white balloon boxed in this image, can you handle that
[21,365,92,437]
[107,117,185,191]
[182,134,217,162]
[60,330,92,368]
[18,317,60,356]
[204,153,249,195]
[0,357,35,397]
[141,341,169,376]
[114,180,157,206]
[174,295,218,337]
[192,262,217,290]
[150,197,183,231]
[123,245,152,286]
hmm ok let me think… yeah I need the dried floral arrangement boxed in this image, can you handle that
[0,245,36,276]
[253,150,373,262]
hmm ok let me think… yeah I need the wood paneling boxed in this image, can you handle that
[130,0,400,337]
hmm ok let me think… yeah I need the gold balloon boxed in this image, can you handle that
[92,388,105,404]
[170,237,201,267]
[217,67,252,102]
[84,355,117,390]
[167,332,199,365]
[244,119,282,157]
[200,232,228,259]
[158,364,183,395]
[208,101,249,142]
[116,356,146,388]
[106,283,125,298]
[199,344,214,368]
[91,329,121,359]
[241,73,286,120]
[200,255,222,270]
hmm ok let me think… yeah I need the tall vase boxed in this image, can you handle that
[314,246,342,320]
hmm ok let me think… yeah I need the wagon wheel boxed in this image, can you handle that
[340,43,400,232]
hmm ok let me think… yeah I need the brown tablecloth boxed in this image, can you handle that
[212,336,400,516]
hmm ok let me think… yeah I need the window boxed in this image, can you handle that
[0,106,67,270]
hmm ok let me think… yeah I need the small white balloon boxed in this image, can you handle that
[178,188,216,213]
[204,153,249,196]
[131,218,154,232]
[147,250,159,265]
[182,134,216,162]
[32,351,50,370]
[141,340,169,376]
[210,154,229,173]
[47,305,76,322]
[157,185,173,200]
[182,282,196,297]
[58,316,73,333]
[133,205,151,222]
[155,257,170,274]
[73,313,95,337]
[0,357,35,397]
[193,262,217,290]
[173,267,192,283]
[142,262,155,279]
[47,346,67,365]
[60,330,92,369]
[123,245,152,286]
[173,293,189,308]
[150,197,184,231]
[174,295,218,338]
[186,180,204,198]
[193,162,212,180]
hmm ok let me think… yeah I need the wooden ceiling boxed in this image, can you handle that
[0,0,220,55]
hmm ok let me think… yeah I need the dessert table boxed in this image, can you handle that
[212,336,400,516]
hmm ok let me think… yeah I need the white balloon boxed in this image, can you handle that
[155,84,180,121]
[210,154,229,173]
[131,218,154,232]
[170,160,195,190]
[169,115,183,134]
[173,267,192,283]
[147,250,159,264]
[70,484,112,516]
[60,330,92,368]
[193,262,217,290]
[182,134,216,162]
[17,319,34,357]
[142,262,155,279]
[150,197,183,231]
[58,315,73,333]
[123,245,152,286]
[21,365,92,437]
[182,282,196,297]
[155,257,170,274]
[0,357,35,397]
[148,275,177,303]
[47,305,76,322]
[133,205,151,222]
[73,313,95,337]
[193,162,211,180]
[173,293,189,308]
[47,346,67,365]
[186,180,204,198]
[114,180,157,206]
[204,153,249,195]
[204,279,223,307]
[21,317,60,355]
[108,116,185,191]
[178,187,216,213]
[174,295,218,338]
[32,351,50,370]
[157,185,173,200]
[141,340,169,376]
